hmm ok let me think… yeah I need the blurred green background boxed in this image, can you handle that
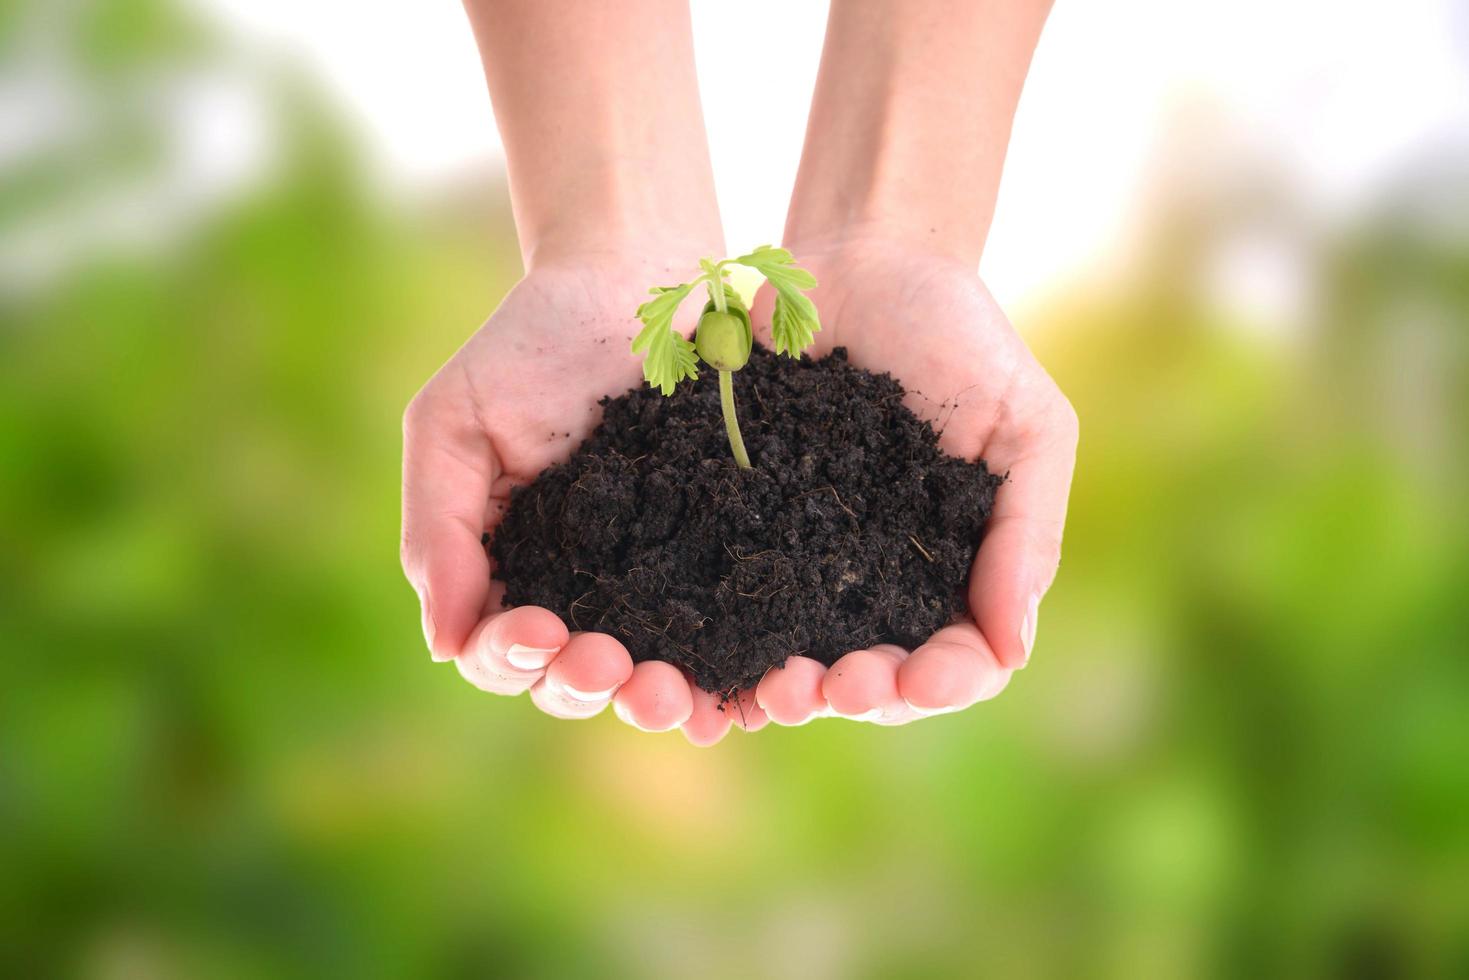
[3,1,1467,977]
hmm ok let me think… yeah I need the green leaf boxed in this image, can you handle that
[632,282,699,395]
[770,290,819,355]
[732,245,821,357]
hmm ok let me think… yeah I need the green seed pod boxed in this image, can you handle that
[695,309,752,371]
[701,294,753,344]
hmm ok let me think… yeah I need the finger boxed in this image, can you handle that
[756,656,829,726]
[529,676,611,719]
[455,617,544,696]
[823,645,913,723]
[486,606,569,671]
[898,622,1011,715]
[682,679,734,747]
[612,661,695,733]
[401,385,499,662]
[972,397,1078,668]
[458,655,541,696]
[727,687,769,732]
[541,632,635,705]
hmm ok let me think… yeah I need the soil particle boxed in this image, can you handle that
[490,345,1003,696]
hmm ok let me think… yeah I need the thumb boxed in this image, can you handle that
[400,385,498,661]
[969,397,1079,669]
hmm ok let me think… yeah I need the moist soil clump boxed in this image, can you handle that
[490,345,1003,696]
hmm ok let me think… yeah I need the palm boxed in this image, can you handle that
[748,244,1078,725]
[447,264,657,493]
[774,250,1040,464]
[402,259,745,743]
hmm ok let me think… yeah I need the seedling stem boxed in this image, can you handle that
[631,247,821,469]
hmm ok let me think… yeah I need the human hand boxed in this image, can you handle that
[748,237,1078,726]
[401,257,746,742]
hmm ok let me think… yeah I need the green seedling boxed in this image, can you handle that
[631,246,821,468]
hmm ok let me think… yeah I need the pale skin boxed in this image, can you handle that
[402,0,1074,744]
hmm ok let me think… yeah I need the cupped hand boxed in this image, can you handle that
[401,258,724,741]
[749,238,1079,726]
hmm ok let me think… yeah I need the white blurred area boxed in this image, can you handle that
[192,0,1468,312]
[6,0,1468,313]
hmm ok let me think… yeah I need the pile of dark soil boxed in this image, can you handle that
[489,345,1003,696]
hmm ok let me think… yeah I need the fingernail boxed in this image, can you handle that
[563,682,619,703]
[1020,593,1041,666]
[846,708,883,722]
[904,698,960,717]
[422,599,452,662]
[504,643,559,670]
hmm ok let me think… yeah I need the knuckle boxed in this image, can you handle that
[1055,395,1080,444]
[404,376,460,439]
[402,388,431,437]
[398,530,418,579]
[1029,520,1065,576]
[1018,389,1078,454]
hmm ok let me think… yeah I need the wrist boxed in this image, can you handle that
[517,156,722,271]
[467,0,724,274]
[783,0,1050,270]
[781,222,980,271]
[516,157,723,272]
[524,226,726,278]
[783,151,998,270]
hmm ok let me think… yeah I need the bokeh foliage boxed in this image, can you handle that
[2,1,1466,977]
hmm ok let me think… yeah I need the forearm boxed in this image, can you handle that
[785,0,1052,265]
[463,0,723,269]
